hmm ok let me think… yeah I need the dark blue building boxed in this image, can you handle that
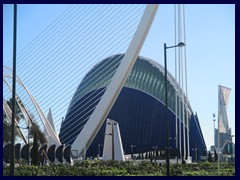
[59,54,206,160]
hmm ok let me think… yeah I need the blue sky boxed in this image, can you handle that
[141,4,235,148]
[3,4,235,149]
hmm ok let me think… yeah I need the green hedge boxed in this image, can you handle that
[3,160,235,176]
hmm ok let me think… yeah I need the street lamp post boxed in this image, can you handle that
[152,146,157,162]
[195,148,197,162]
[205,149,208,162]
[98,144,103,159]
[10,4,17,176]
[213,113,216,147]
[192,148,197,162]
[131,145,136,159]
[169,137,176,161]
[169,137,176,148]
[164,42,185,176]
[229,134,234,162]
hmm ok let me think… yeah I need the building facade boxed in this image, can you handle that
[59,54,206,160]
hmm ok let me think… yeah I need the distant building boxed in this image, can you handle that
[217,85,232,148]
[59,54,207,161]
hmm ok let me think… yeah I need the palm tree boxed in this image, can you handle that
[3,111,20,143]
[3,98,47,145]
[6,98,24,122]
[29,121,47,145]
[3,98,24,143]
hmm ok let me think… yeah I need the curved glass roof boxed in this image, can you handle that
[68,54,191,116]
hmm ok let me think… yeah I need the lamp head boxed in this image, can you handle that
[177,42,185,47]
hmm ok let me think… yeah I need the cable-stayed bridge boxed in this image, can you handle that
[3,4,159,160]
[4,4,207,164]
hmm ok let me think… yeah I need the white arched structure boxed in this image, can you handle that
[3,66,61,146]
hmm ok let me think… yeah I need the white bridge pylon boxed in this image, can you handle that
[71,4,159,156]
[102,119,125,161]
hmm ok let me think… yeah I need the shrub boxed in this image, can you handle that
[3,160,235,176]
